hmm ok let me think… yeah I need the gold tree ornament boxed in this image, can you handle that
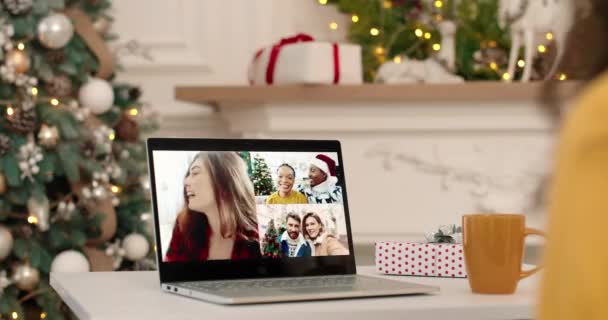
[92,17,111,35]
[12,262,39,291]
[37,124,59,148]
[26,196,49,232]
[0,173,6,195]
[0,225,13,260]
[5,49,30,74]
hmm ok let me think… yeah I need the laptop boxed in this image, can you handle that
[146,138,438,304]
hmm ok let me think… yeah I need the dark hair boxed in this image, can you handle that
[178,152,259,256]
[544,1,608,119]
[286,212,301,225]
[277,163,296,177]
[302,212,324,240]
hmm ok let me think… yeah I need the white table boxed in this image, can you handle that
[50,266,539,320]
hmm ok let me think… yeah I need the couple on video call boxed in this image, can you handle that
[164,151,347,262]
[265,154,343,205]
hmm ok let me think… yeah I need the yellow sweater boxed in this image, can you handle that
[539,75,608,320]
[265,190,308,204]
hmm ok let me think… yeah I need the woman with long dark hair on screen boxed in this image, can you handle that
[538,1,608,318]
[164,152,261,262]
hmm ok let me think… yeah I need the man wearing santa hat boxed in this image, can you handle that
[298,154,343,204]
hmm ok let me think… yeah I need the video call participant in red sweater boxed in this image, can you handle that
[165,152,261,262]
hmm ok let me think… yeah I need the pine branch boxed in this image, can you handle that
[18,288,48,303]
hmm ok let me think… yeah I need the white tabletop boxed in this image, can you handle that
[50,266,539,320]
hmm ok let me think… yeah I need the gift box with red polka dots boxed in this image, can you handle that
[375,241,467,278]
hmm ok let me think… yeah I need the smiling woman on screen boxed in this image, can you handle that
[164,152,261,262]
[265,163,308,204]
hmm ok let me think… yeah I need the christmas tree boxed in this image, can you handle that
[0,1,157,318]
[323,0,551,82]
[238,151,252,176]
[261,219,281,258]
[251,156,274,196]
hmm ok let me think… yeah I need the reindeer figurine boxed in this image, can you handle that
[499,0,575,82]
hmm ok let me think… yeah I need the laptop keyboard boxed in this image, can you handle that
[175,275,358,292]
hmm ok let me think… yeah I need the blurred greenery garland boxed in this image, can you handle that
[324,0,514,82]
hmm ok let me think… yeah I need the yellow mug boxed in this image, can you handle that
[462,214,545,294]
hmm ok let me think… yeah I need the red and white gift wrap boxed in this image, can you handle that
[249,33,362,85]
[375,241,467,278]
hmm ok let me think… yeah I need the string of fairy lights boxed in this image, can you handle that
[0,42,141,144]
[1,40,141,123]
[317,0,567,81]
[0,41,142,277]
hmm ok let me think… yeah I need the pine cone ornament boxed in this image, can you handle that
[6,107,36,133]
[115,115,139,143]
[82,140,96,158]
[46,50,66,65]
[2,0,32,15]
[129,87,142,101]
[0,134,10,155]
[45,75,73,97]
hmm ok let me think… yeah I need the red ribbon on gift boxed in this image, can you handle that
[250,33,341,85]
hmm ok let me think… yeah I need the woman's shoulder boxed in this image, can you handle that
[265,192,280,204]
[323,235,349,254]
[293,190,309,201]
[571,74,608,122]
[175,209,187,230]
[234,238,261,259]
[323,234,338,243]
[579,73,608,100]
[562,74,608,148]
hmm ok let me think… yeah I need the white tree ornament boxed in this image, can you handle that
[123,233,150,261]
[0,270,12,295]
[51,250,91,273]
[78,77,114,115]
[37,13,74,49]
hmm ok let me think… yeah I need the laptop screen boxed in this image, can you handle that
[152,149,351,265]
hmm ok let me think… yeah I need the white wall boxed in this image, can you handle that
[112,0,348,137]
[218,100,554,243]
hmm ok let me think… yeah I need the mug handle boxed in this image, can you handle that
[520,228,546,279]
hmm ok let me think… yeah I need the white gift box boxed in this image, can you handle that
[249,35,362,85]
